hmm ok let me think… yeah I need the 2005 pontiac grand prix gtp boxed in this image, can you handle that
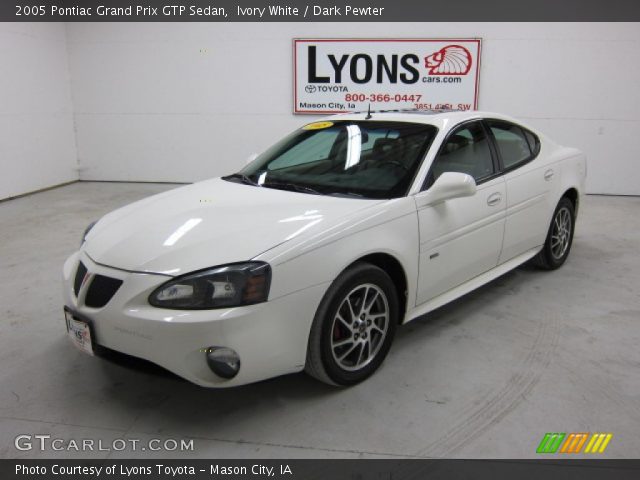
[63,110,586,387]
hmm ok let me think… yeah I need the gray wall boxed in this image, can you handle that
[65,22,640,195]
[3,23,640,198]
[0,23,78,200]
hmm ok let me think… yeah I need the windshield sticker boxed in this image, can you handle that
[302,121,334,130]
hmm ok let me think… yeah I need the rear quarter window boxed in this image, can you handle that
[523,129,541,156]
[487,120,536,170]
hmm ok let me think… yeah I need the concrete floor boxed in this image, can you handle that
[0,182,638,459]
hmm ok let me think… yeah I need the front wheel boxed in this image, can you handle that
[305,262,398,386]
[533,197,576,270]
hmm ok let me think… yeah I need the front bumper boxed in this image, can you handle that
[62,251,328,387]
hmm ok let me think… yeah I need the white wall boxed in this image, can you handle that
[0,23,78,200]
[65,23,640,194]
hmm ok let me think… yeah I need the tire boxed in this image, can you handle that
[305,262,399,386]
[532,197,576,270]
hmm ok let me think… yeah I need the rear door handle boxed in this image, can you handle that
[487,192,502,206]
[544,169,554,181]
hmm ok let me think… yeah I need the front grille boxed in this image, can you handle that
[85,275,123,308]
[73,261,87,297]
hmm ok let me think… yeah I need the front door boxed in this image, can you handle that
[415,120,506,305]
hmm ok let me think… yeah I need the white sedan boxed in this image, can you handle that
[62,111,586,387]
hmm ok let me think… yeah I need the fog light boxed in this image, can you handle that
[205,347,240,379]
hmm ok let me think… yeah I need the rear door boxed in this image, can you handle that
[486,120,555,263]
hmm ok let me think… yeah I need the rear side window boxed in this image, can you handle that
[487,120,534,170]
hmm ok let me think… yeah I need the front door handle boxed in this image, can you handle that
[487,192,502,206]
[544,169,555,181]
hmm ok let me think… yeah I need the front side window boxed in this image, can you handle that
[227,121,438,199]
[487,120,533,169]
[426,121,495,188]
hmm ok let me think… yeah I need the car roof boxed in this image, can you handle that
[322,110,522,130]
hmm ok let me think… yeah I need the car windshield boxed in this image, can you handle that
[224,121,438,199]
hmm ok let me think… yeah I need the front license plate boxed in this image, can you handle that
[65,310,94,356]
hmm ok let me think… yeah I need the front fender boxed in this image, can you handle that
[256,197,419,323]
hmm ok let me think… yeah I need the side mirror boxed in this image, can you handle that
[416,172,477,207]
[246,153,259,165]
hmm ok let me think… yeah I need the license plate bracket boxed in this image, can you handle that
[64,307,95,356]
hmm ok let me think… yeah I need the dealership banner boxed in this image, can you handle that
[294,39,481,114]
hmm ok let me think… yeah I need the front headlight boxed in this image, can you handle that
[148,262,271,309]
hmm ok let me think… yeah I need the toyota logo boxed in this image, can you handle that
[305,85,317,93]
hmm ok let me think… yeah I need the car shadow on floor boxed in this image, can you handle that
[96,344,332,397]
[14,261,549,442]
[95,341,337,406]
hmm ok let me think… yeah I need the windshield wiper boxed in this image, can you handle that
[262,181,322,195]
[222,173,259,186]
[326,191,365,198]
[224,174,323,195]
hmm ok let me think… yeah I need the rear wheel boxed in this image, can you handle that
[533,197,576,270]
[306,262,398,386]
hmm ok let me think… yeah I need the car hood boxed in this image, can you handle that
[84,178,381,276]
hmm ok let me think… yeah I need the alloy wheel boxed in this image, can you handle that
[550,206,572,259]
[330,283,390,372]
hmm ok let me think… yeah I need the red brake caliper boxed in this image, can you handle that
[333,322,342,340]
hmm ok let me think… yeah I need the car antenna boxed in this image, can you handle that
[365,103,372,120]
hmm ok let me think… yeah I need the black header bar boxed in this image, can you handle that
[3,459,640,480]
[3,0,640,22]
